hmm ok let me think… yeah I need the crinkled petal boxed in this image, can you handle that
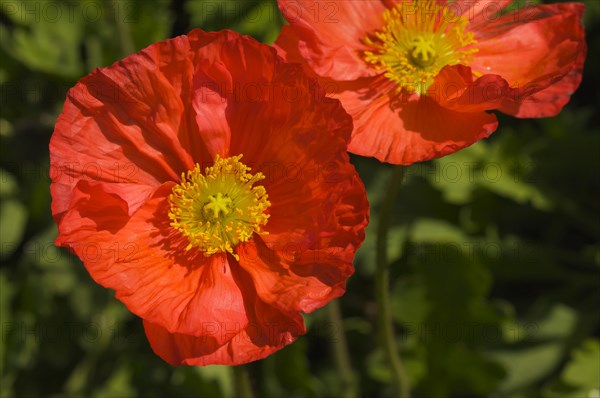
[237,240,354,315]
[431,3,585,117]
[192,61,232,158]
[333,77,498,164]
[275,0,387,80]
[143,263,306,366]
[470,3,585,93]
[143,317,303,366]
[56,183,249,340]
[237,169,366,315]
[50,32,217,222]
[508,65,585,118]
[188,29,282,157]
[454,0,512,30]
[431,65,523,113]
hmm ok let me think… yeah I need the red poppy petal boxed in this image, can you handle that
[144,319,302,366]
[273,25,315,77]
[263,169,368,251]
[152,31,214,164]
[431,65,521,113]
[275,0,386,80]
[56,182,250,340]
[51,180,156,227]
[500,13,585,119]
[335,80,498,164]
[226,61,353,163]
[188,29,282,158]
[507,66,584,118]
[453,0,512,30]
[237,240,354,315]
[49,32,220,222]
[470,3,585,90]
[143,268,306,366]
[431,53,584,119]
[260,157,368,255]
[192,61,232,158]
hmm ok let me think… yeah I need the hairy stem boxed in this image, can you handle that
[327,299,358,397]
[375,166,410,398]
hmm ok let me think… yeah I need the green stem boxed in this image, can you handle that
[233,365,254,398]
[327,299,358,398]
[375,166,410,398]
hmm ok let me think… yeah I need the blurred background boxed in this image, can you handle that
[0,0,598,397]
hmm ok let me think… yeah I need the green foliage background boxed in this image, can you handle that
[0,1,598,397]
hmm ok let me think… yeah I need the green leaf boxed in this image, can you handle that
[273,340,318,397]
[0,199,27,259]
[490,304,578,394]
[431,140,553,210]
[0,169,17,197]
[409,218,466,243]
[391,277,431,326]
[193,365,233,398]
[366,348,392,383]
[126,1,172,50]
[0,0,85,78]
[92,362,135,398]
[186,0,283,43]
[23,225,76,295]
[563,339,600,390]
[428,141,486,205]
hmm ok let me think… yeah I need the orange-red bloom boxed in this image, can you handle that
[50,29,369,366]
[275,0,586,164]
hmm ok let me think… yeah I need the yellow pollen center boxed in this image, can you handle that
[363,0,478,95]
[168,155,270,260]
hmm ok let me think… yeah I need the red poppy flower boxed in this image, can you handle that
[50,29,369,366]
[275,0,586,164]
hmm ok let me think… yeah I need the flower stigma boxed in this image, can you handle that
[363,0,478,95]
[168,155,270,260]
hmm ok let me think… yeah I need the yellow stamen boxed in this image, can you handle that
[363,0,478,95]
[168,155,270,260]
